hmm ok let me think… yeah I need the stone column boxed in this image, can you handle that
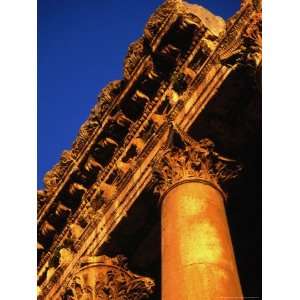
[154,130,243,300]
[60,255,155,300]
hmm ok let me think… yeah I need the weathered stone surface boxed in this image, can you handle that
[183,2,226,36]
[38,0,261,298]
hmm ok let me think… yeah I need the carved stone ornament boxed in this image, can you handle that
[144,0,183,42]
[61,255,155,300]
[241,10,262,67]
[38,80,123,214]
[220,7,261,69]
[90,80,123,123]
[241,0,261,11]
[152,124,241,197]
[123,38,146,81]
[43,150,76,191]
[37,189,48,211]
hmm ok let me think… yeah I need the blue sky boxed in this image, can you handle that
[38,0,240,188]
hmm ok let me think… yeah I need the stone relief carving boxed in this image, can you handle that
[61,255,155,300]
[241,0,261,11]
[38,189,48,211]
[152,124,241,197]
[124,38,146,81]
[70,119,98,159]
[38,80,122,212]
[37,0,218,213]
[43,150,75,192]
[144,0,182,42]
[241,11,262,67]
[91,80,123,122]
[220,8,261,69]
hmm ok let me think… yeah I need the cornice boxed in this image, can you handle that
[38,0,213,276]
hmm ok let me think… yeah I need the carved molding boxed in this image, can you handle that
[220,6,261,69]
[144,0,182,42]
[58,255,155,300]
[241,0,261,11]
[91,80,123,122]
[39,80,123,212]
[124,38,146,81]
[152,124,241,197]
[43,150,76,192]
[38,0,227,218]
[38,0,184,213]
[241,10,262,67]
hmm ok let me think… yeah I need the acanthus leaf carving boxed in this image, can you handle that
[241,11,262,67]
[124,37,146,81]
[43,150,76,194]
[92,80,123,119]
[152,124,241,197]
[71,80,123,158]
[39,80,122,212]
[144,0,183,42]
[61,255,155,300]
[220,8,261,69]
[37,189,48,211]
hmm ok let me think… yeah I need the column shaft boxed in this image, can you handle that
[162,180,243,300]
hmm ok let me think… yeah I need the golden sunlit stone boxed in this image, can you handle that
[37,0,261,298]
[162,181,243,300]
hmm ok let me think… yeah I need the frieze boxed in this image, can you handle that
[40,124,169,296]
[91,80,123,122]
[219,3,261,68]
[124,38,146,81]
[240,10,262,67]
[186,3,254,97]
[43,150,76,192]
[38,80,123,213]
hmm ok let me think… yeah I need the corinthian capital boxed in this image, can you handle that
[60,255,155,300]
[152,125,241,197]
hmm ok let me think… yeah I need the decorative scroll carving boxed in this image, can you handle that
[144,0,182,42]
[37,189,48,211]
[92,80,123,121]
[241,11,262,67]
[55,202,72,217]
[71,120,99,158]
[38,80,123,213]
[124,38,146,81]
[98,182,117,203]
[220,8,261,69]
[60,255,155,300]
[37,2,256,295]
[40,220,56,236]
[124,1,199,81]
[241,0,261,11]
[152,124,241,197]
[43,150,75,192]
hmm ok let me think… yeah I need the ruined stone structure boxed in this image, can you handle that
[37,0,261,299]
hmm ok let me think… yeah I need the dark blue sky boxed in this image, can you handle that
[38,0,240,188]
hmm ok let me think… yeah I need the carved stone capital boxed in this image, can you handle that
[60,255,155,300]
[152,125,241,198]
